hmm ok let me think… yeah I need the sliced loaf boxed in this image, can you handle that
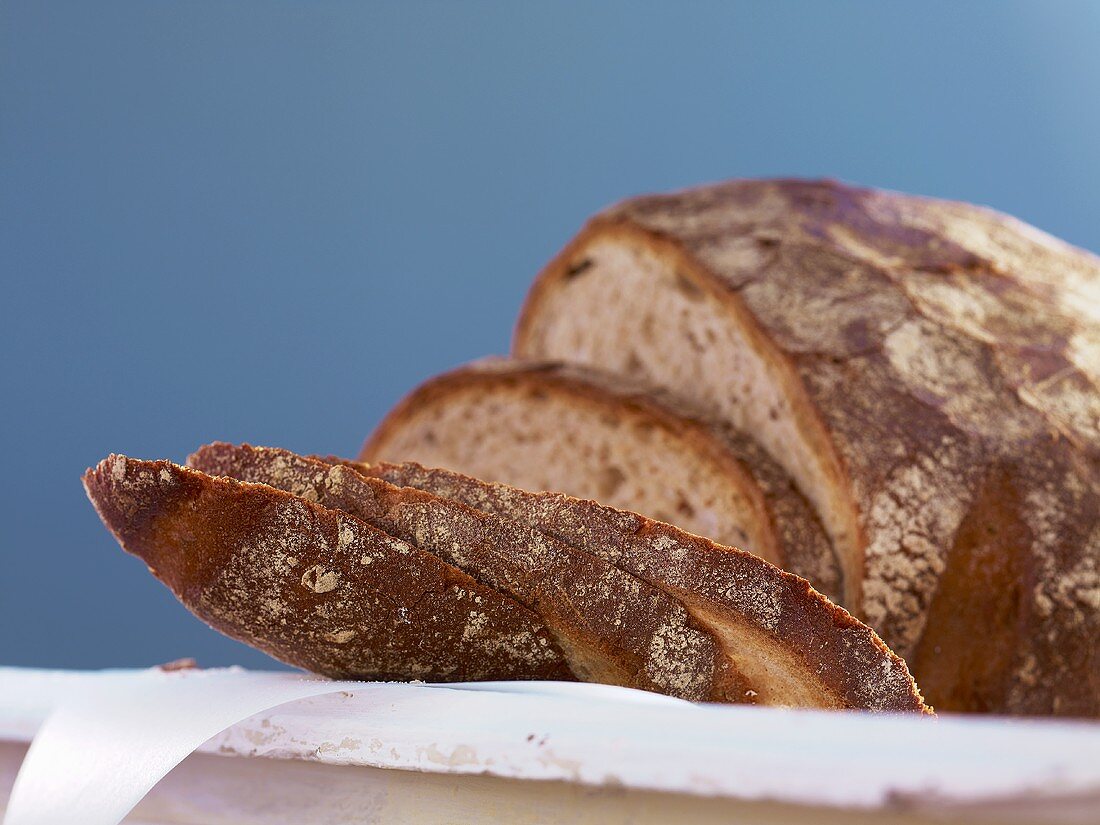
[513,177,1100,715]
[83,455,571,682]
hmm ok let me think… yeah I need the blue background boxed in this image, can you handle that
[3,2,1099,670]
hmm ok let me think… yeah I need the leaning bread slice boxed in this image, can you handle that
[360,359,841,601]
[83,454,572,682]
[188,443,724,700]
[365,460,930,713]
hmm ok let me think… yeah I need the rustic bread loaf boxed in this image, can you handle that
[362,459,927,712]
[362,359,841,602]
[513,177,1100,716]
[82,455,572,682]
[188,443,724,700]
[188,443,927,711]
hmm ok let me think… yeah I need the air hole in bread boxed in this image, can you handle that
[598,465,626,499]
[674,270,704,300]
[566,258,593,279]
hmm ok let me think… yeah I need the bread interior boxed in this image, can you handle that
[369,380,779,562]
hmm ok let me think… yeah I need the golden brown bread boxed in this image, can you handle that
[361,358,842,602]
[187,443,725,700]
[189,442,928,712]
[513,178,1100,715]
[82,454,572,682]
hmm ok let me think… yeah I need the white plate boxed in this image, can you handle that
[1,667,1098,824]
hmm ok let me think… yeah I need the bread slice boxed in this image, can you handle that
[361,460,929,713]
[361,359,841,602]
[188,443,724,700]
[187,445,925,711]
[513,178,1100,715]
[82,455,572,682]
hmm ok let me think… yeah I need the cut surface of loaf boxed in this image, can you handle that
[514,177,1100,716]
[361,460,928,713]
[361,359,841,602]
[82,455,572,682]
[188,443,723,700]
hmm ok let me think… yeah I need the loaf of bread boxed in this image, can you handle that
[361,358,841,602]
[84,445,929,711]
[83,454,572,682]
[512,178,1100,716]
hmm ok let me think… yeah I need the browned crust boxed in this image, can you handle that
[188,443,725,700]
[512,178,1100,716]
[717,423,843,605]
[82,455,572,682]
[362,460,929,713]
[362,357,841,602]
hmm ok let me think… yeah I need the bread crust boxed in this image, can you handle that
[515,178,1100,715]
[83,455,572,682]
[188,443,724,700]
[363,460,929,713]
[362,358,842,602]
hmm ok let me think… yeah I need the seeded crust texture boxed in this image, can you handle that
[363,459,927,713]
[362,358,842,602]
[188,443,724,700]
[82,455,571,682]
[514,178,1100,716]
